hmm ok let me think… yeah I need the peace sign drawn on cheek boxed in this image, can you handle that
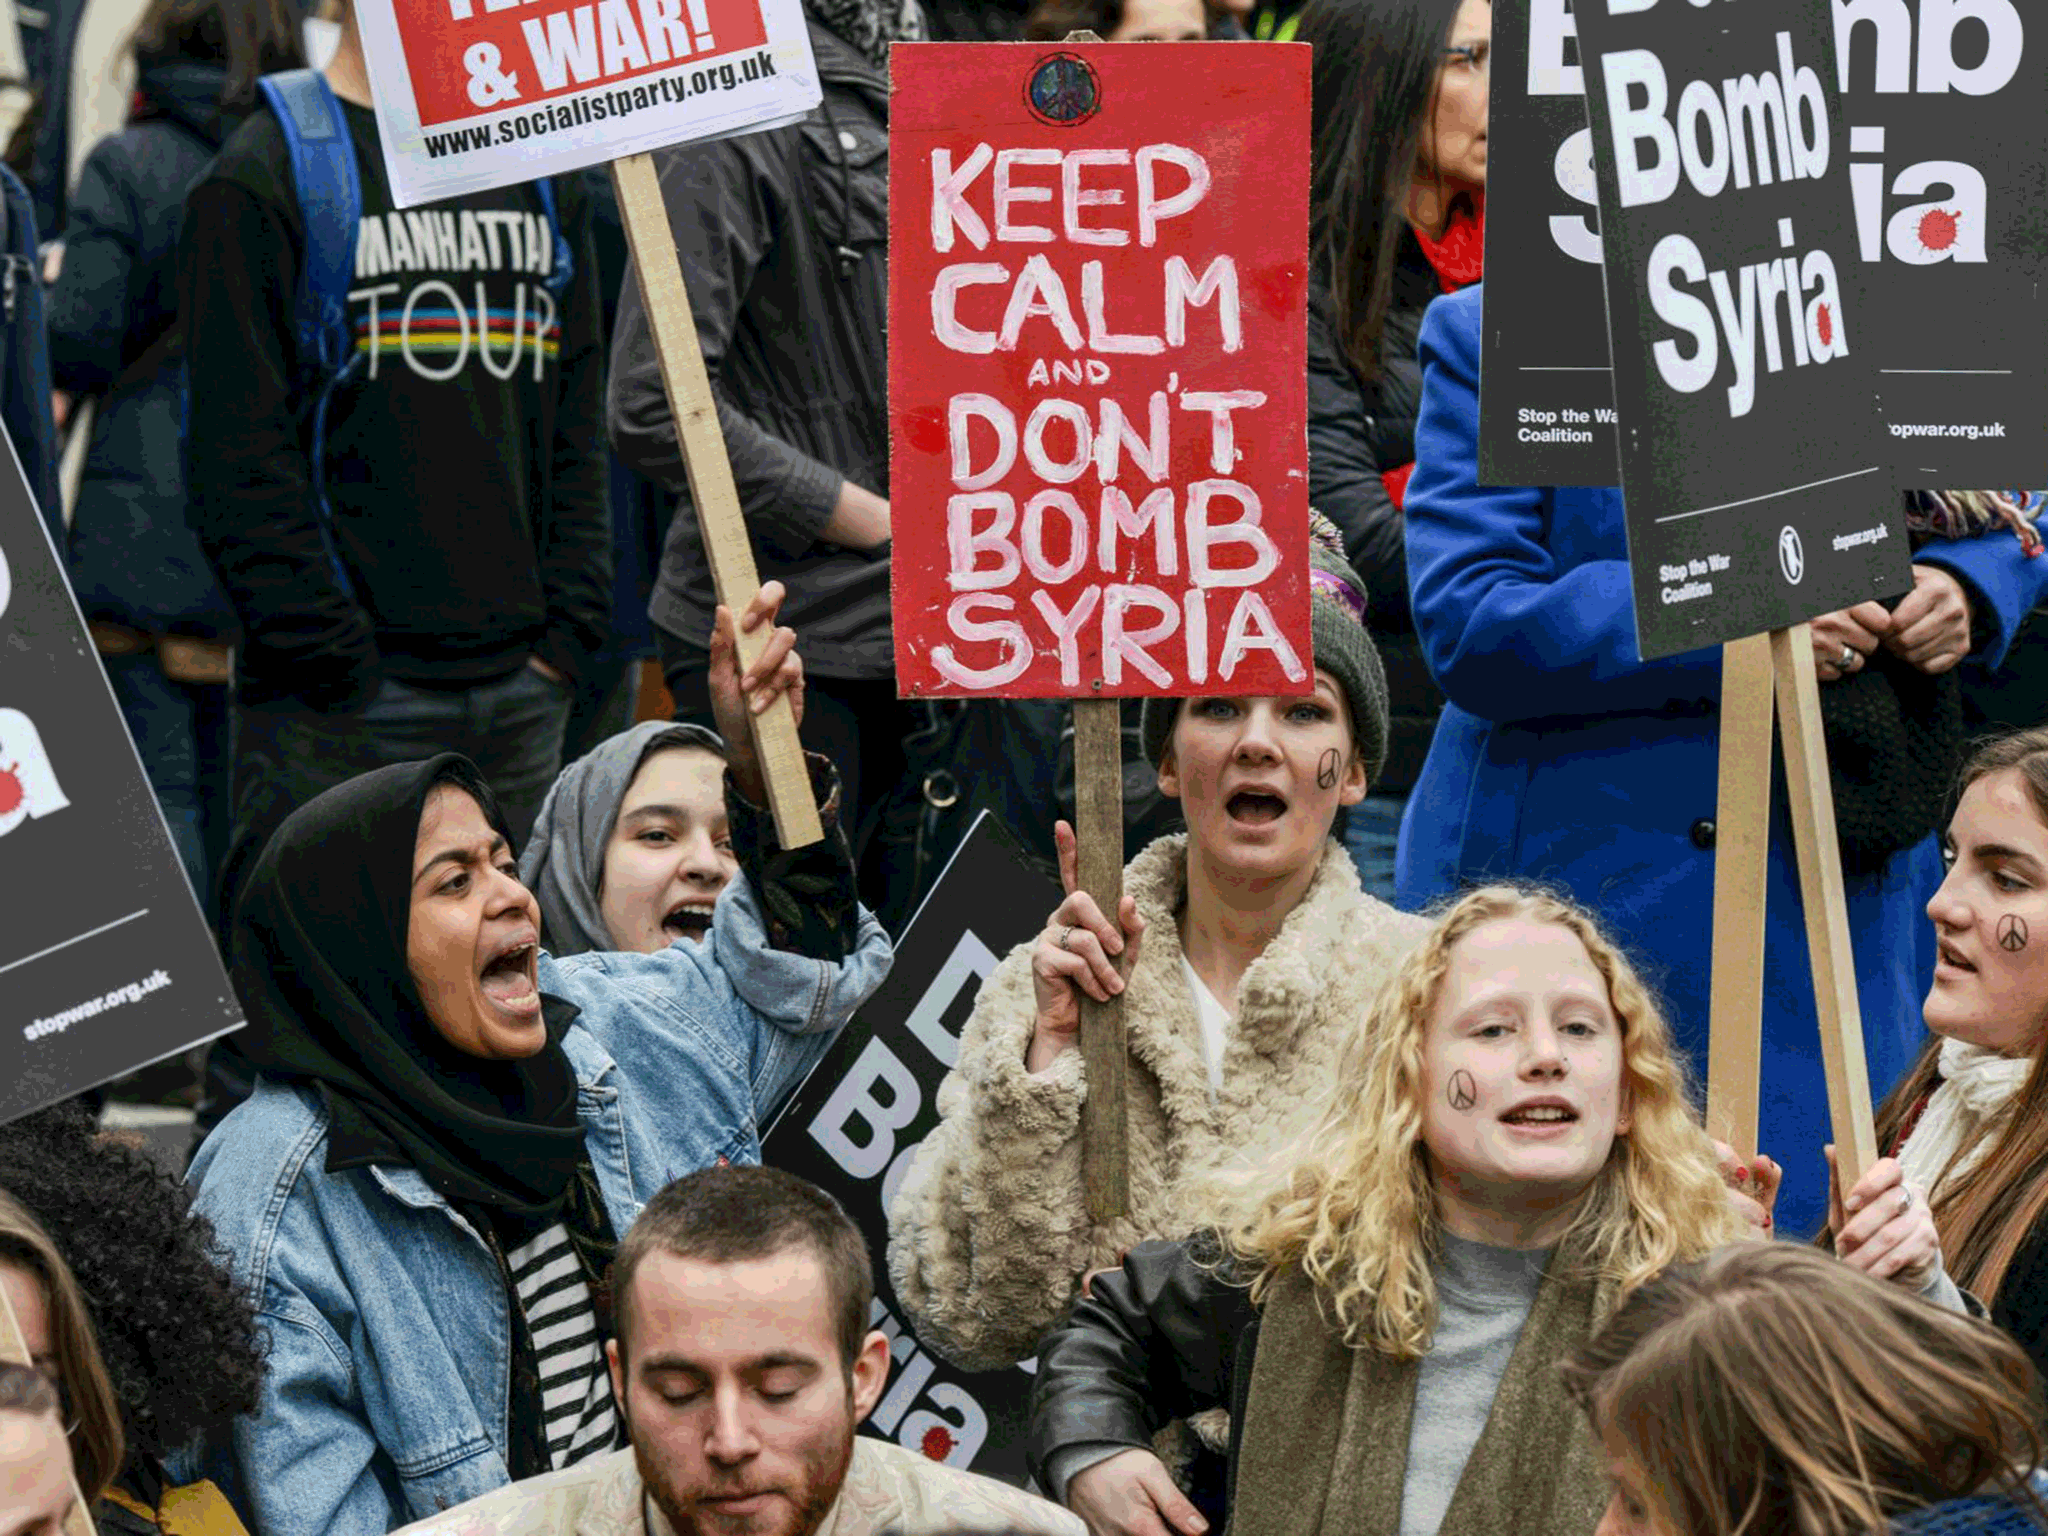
[2000,914,2029,953]
[1447,1070,1478,1112]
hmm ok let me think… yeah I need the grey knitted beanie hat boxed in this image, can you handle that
[1140,512,1390,780]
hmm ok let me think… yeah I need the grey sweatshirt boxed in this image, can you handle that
[1399,1232,1550,1536]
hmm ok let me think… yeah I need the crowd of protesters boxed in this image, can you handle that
[2,0,2048,1532]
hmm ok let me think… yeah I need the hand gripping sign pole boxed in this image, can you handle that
[1055,28,1127,1225]
[1767,625,1881,1183]
[1707,626,1880,1187]
[1566,0,1888,1185]
[609,153,822,849]
[884,38,1314,1224]
[1072,691,1129,1222]
[348,0,827,848]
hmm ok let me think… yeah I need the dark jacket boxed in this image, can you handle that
[15,0,84,236]
[1307,231,1452,793]
[611,20,891,680]
[1964,601,2048,740]
[0,162,59,536]
[49,59,240,637]
[1028,1240,1260,1515]
[179,96,611,708]
[1988,1223,2048,1391]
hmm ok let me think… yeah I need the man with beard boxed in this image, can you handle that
[393,1166,1080,1536]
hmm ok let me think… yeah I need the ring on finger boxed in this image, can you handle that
[1899,1186,1914,1214]
[1058,924,1078,952]
[1841,644,1860,671]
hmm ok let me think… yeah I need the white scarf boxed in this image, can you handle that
[1896,1036,2033,1199]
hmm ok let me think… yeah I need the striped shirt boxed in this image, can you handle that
[505,1223,619,1470]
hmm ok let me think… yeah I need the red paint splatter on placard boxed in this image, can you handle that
[920,1425,955,1461]
[0,764,22,818]
[1816,304,1833,348]
[1918,208,1961,252]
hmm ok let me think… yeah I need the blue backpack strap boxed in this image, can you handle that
[535,177,572,296]
[256,68,365,602]
[256,69,363,375]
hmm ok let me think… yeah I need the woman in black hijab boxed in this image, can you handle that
[184,594,893,1534]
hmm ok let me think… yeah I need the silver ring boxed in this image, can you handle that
[1841,644,1859,670]
[1058,924,1077,951]
[1900,1186,1915,1213]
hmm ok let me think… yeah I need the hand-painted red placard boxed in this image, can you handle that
[889,42,1311,699]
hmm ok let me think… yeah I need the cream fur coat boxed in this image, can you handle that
[886,834,1430,1372]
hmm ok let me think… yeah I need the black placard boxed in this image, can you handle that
[1478,0,1618,487]
[1481,0,2048,494]
[1577,0,1910,660]
[1838,1,2048,483]
[0,431,242,1123]
[763,811,1056,1486]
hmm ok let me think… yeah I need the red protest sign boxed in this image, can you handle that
[354,0,816,206]
[888,43,1312,699]
[396,0,769,128]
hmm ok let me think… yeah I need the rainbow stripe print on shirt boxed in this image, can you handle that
[352,299,560,379]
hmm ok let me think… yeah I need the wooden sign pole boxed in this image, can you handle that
[1706,634,1773,1152]
[1072,698,1129,1222]
[1771,622,1880,1186]
[0,1284,91,1536]
[610,152,824,850]
[1051,28,1128,1226]
[1706,622,1880,1186]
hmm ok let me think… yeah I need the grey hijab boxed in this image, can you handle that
[520,720,725,956]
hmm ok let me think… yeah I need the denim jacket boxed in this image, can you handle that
[185,871,890,1535]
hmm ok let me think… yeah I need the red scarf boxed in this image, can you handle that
[1382,193,1486,508]
[1412,190,1486,293]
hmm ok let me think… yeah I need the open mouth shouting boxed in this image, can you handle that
[662,899,717,944]
[1225,785,1290,827]
[477,931,541,1018]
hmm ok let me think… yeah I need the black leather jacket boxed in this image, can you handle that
[612,21,894,681]
[1307,233,1460,793]
[1027,1239,1264,1517]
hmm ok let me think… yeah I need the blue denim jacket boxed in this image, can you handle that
[185,873,890,1535]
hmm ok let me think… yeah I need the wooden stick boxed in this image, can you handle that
[1706,634,1774,1153]
[0,1284,92,1536]
[610,151,823,849]
[1072,697,1129,1222]
[1770,623,1880,1186]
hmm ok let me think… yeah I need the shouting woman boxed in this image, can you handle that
[187,591,891,1534]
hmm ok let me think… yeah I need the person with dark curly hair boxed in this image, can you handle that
[0,1100,261,1533]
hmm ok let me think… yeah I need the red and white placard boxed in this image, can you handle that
[889,42,1312,699]
[355,0,820,205]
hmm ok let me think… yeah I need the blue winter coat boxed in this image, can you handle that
[1396,283,2048,1238]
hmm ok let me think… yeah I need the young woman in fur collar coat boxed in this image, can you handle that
[886,520,1432,1399]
